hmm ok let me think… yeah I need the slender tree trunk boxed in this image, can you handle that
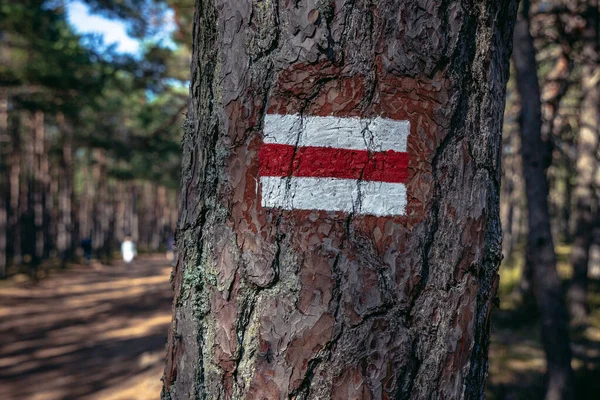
[151,184,162,251]
[80,155,94,245]
[158,185,168,248]
[562,172,573,243]
[501,121,525,263]
[46,161,58,258]
[9,112,21,266]
[104,184,115,263]
[21,112,34,263]
[115,181,125,243]
[0,184,6,279]
[0,92,8,278]
[512,2,575,399]
[131,183,139,244]
[92,148,105,259]
[163,1,519,399]
[567,4,600,323]
[32,110,45,270]
[57,114,74,267]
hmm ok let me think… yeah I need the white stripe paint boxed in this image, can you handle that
[260,176,407,216]
[263,114,410,152]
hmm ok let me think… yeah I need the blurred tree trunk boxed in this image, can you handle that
[501,122,525,263]
[115,181,125,243]
[151,184,162,251]
[21,112,34,263]
[32,110,45,269]
[0,177,6,279]
[79,157,92,245]
[46,158,57,258]
[9,110,21,266]
[91,148,112,262]
[57,114,74,267]
[130,183,139,244]
[512,2,575,399]
[0,92,8,278]
[568,6,600,322]
[163,1,519,399]
[157,185,168,247]
[104,187,115,262]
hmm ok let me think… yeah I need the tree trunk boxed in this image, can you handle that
[163,1,518,399]
[567,5,600,323]
[501,120,525,263]
[57,114,74,267]
[32,110,45,270]
[92,148,106,259]
[9,112,21,266]
[21,112,34,263]
[512,2,575,399]
[0,92,8,278]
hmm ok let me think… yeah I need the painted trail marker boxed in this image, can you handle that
[259,114,410,216]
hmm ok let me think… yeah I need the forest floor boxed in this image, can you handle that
[487,244,600,399]
[0,250,599,399]
[0,255,172,400]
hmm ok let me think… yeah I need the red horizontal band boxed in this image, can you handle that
[258,143,409,183]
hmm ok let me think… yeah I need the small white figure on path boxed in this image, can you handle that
[121,236,137,265]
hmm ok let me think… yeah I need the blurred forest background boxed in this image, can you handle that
[0,0,599,399]
[0,0,191,274]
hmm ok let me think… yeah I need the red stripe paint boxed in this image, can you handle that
[258,143,409,183]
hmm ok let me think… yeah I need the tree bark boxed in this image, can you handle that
[163,1,518,399]
[512,2,575,399]
[567,4,600,323]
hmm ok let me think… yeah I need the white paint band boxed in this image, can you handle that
[260,176,407,216]
[264,114,410,152]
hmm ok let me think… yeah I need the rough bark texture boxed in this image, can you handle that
[512,3,575,400]
[163,1,518,399]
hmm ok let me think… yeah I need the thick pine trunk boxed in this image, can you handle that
[163,1,518,399]
[568,8,600,322]
[512,3,575,399]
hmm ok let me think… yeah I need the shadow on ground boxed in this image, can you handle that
[0,255,173,400]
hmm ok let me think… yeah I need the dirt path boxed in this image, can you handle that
[0,255,173,400]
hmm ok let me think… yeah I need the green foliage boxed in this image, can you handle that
[1,0,189,188]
